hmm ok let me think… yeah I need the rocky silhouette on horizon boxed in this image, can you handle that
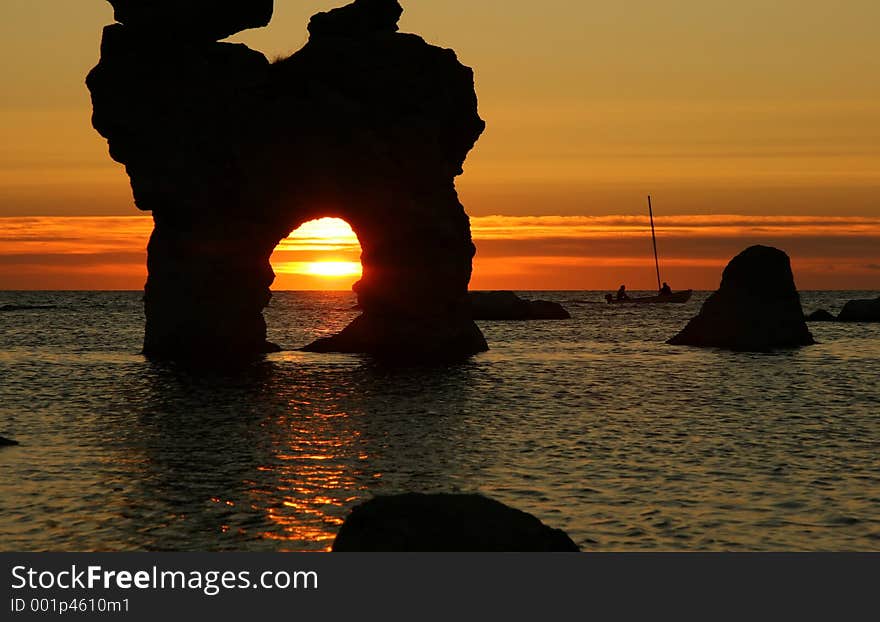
[805,309,837,322]
[803,297,880,323]
[332,493,580,552]
[87,0,487,360]
[668,245,815,351]
[468,291,571,320]
[838,296,880,323]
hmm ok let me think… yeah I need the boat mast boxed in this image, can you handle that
[648,195,662,292]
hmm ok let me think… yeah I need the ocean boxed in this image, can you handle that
[1,290,879,551]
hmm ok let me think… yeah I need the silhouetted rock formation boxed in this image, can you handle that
[468,291,571,320]
[108,0,273,41]
[668,245,815,351]
[332,494,580,552]
[0,436,20,447]
[838,297,880,323]
[309,0,402,36]
[87,0,487,361]
[805,309,837,322]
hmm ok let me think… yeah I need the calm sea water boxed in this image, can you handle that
[1,290,879,551]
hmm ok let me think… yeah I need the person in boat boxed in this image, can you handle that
[616,285,630,301]
[660,282,672,296]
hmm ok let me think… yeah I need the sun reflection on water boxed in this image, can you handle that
[248,410,373,551]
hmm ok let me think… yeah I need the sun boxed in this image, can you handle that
[270,218,363,289]
[303,261,362,277]
[288,218,361,247]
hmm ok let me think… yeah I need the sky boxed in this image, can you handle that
[1,0,879,290]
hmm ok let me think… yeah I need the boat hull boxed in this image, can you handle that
[608,290,693,304]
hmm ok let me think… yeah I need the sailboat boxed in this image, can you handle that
[606,196,693,304]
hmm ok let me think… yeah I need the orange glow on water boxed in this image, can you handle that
[249,410,372,552]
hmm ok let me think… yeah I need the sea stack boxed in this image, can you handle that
[668,245,815,351]
[332,494,580,552]
[87,0,488,361]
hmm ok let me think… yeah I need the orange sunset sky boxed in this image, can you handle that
[1,1,879,290]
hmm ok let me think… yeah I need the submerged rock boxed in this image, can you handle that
[838,297,880,323]
[88,0,487,361]
[668,245,814,351]
[468,291,571,320]
[332,493,580,552]
[0,436,20,447]
[805,309,837,322]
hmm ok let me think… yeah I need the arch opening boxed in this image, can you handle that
[270,218,363,292]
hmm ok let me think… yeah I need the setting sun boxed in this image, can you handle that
[270,218,363,290]
[278,218,360,250]
[302,261,362,277]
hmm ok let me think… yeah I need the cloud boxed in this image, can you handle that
[470,214,880,241]
[1,215,880,290]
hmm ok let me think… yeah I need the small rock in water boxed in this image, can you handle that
[0,304,57,312]
[0,436,20,447]
[332,493,580,552]
[805,309,837,322]
[468,291,571,320]
[837,296,880,323]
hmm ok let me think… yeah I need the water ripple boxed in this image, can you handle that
[0,290,878,551]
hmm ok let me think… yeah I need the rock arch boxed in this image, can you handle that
[87,0,487,360]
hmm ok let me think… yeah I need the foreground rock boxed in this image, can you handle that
[805,309,837,322]
[669,245,814,351]
[468,291,571,320]
[88,0,488,361]
[0,436,20,447]
[838,297,880,323]
[332,493,579,552]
